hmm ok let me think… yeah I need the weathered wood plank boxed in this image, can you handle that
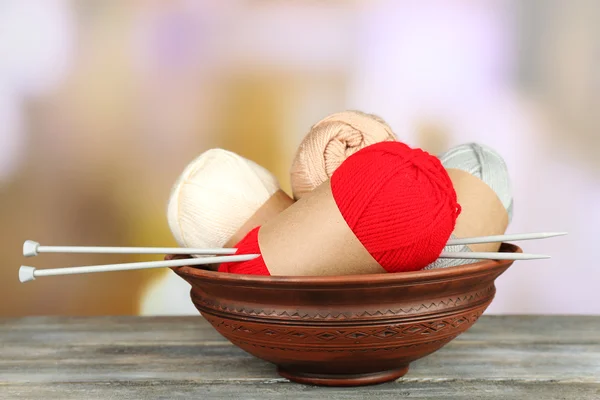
[2,381,599,400]
[2,340,599,383]
[0,316,598,398]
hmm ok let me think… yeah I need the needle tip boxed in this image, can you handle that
[527,254,551,260]
[544,232,568,237]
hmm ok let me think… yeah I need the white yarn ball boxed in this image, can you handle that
[426,142,513,270]
[440,142,513,221]
[167,148,279,250]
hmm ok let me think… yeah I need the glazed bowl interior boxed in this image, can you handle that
[171,243,520,387]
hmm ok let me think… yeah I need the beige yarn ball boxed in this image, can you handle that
[167,148,279,250]
[290,110,397,199]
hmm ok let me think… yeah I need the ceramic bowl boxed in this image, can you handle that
[171,243,519,387]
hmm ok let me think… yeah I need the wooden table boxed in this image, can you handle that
[1,316,599,399]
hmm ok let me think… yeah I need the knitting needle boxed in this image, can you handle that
[23,240,237,257]
[18,254,259,283]
[26,232,566,258]
[439,252,549,260]
[18,249,547,283]
[446,232,567,246]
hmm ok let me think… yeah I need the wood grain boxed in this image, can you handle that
[1,316,599,399]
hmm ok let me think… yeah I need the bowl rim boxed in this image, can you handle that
[172,243,521,287]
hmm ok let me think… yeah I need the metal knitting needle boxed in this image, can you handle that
[439,252,549,260]
[446,232,567,247]
[23,240,237,257]
[19,254,259,283]
[25,231,566,258]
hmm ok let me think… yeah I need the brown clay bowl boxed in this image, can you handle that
[170,243,519,387]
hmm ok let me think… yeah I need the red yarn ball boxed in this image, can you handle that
[331,141,460,272]
[218,226,269,275]
[219,141,460,275]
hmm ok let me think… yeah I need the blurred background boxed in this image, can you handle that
[1,0,598,317]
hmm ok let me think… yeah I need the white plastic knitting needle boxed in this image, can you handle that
[439,252,549,260]
[18,254,258,283]
[23,240,237,257]
[446,232,567,246]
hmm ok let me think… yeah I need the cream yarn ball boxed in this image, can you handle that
[167,148,279,250]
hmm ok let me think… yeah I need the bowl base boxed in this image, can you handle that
[277,365,409,387]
